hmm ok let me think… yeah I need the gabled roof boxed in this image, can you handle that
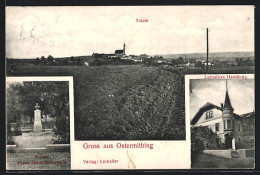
[233,111,255,120]
[191,102,254,125]
[223,91,234,111]
[240,111,255,118]
[191,102,222,125]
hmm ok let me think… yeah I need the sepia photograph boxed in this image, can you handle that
[187,75,255,169]
[5,5,255,170]
[6,77,73,170]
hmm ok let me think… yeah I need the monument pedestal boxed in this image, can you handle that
[34,109,42,132]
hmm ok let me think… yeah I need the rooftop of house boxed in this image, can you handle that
[191,101,254,125]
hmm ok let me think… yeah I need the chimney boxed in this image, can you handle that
[220,103,223,110]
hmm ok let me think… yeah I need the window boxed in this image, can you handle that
[224,120,226,129]
[206,111,213,119]
[250,125,254,131]
[227,120,232,129]
[215,123,219,132]
[244,125,249,131]
[239,138,241,142]
[243,125,246,130]
[237,123,240,131]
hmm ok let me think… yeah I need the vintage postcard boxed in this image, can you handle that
[5,5,254,170]
[186,74,255,169]
[6,76,74,170]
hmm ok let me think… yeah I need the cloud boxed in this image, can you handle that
[190,79,254,120]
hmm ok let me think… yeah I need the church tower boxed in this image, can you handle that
[123,43,126,55]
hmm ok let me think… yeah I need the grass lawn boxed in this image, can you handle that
[6,152,70,170]
[191,153,255,169]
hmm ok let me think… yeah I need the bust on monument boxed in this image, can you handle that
[33,103,42,132]
[35,103,40,110]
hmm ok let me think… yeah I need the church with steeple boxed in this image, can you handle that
[115,43,126,57]
[92,43,126,59]
[191,81,255,150]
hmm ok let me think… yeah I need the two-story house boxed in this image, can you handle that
[191,90,255,150]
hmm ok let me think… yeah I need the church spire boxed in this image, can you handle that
[123,43,126,55]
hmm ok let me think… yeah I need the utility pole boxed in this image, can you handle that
[206,28,209,73]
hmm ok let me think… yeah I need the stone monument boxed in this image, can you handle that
[33,103,42,132]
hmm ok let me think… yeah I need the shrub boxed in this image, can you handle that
[191,126,218,153]
[52,116,70,144]
[7,136,15,145]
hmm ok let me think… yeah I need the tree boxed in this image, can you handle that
[38,82,69,127]
[171,59,178,67]
[191,126,218,153]
[41,56,46,64]
[6,82,24,137]
[7,82,50,123]
[76,58,83,66]
[63,59,69,66]
[177,57,184,65]
[143,57,156,66]
[195,61,203,68]
[47,55,54,64]
[70,56,75,65]
[35,57,40,65]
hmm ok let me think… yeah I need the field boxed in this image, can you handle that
[7,64,254,140]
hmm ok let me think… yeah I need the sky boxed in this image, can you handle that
[6,6,254,58]
[190,79,255,120]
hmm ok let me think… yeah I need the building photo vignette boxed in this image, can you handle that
[6,76,73,170]
[186,74,255,169]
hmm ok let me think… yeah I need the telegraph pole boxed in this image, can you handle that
[206,28,209,73]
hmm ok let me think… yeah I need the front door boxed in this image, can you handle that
[225,134,232,149]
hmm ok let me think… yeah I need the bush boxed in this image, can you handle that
[12,123,22,136]
[7,136,15,145]
[52,116,70,144]
[218,142,226,150]
[191,126,218,153]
